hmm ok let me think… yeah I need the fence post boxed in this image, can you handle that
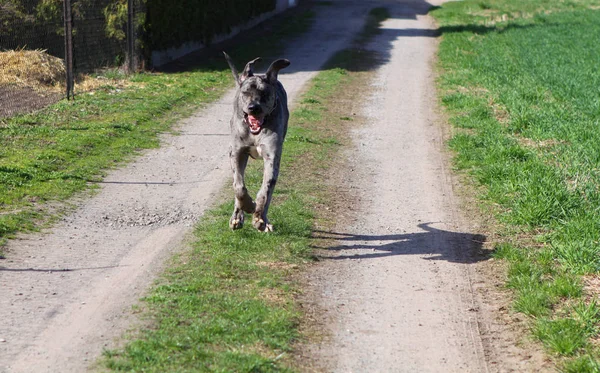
[127,0,135,73]
[63,0,74,99]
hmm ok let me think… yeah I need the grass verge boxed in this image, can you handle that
[100,7,388,372]
[0,6,315,255]
[432,0,600,370]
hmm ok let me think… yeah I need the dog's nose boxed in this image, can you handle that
[247,103,261,113]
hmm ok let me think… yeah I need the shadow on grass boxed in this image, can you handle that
[315,222,487,264]
[438,22,539,36]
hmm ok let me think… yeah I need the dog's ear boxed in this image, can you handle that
[223,51,241,85]
[266,59,290,83]
[240,57,261,83]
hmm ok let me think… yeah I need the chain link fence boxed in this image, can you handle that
[0,0,145,118]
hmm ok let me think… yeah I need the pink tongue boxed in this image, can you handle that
[248,115,263,130]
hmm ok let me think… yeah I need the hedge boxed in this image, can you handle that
[146,0,277,50]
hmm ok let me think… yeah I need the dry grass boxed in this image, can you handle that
[0,49,133,96]
[0,49,65,92]
[75,73,134,93]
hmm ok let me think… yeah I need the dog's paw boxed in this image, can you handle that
[252,217,273,232]
[229,214,244,230]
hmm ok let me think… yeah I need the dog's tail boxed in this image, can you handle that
[223,52,240,85]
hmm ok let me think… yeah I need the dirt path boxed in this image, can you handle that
[0,4,372,373]
[303,2,488,371]
[300,1,550,372]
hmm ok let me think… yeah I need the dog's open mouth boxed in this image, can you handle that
[245,113,265,134]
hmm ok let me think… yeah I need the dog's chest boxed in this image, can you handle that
[248,146,263,159]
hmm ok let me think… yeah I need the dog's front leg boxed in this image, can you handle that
[229,147,255,230]
[253,145,280,232]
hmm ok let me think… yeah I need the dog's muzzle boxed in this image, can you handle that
[244,98,277,135]
[244,112,265,134]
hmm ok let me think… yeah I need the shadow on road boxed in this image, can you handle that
[156,0,442,76]
[0,265,122,272]
[314,222,487,264]
[157,0,544,77]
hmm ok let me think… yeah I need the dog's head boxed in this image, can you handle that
[224,52,290,134]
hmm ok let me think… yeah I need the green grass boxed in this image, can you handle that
[101,5,386,372]
[0,7,315,253]
[432,0,600,368]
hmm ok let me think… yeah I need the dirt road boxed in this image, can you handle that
[303,1,489,371]
[0,1,548,372]
[300,1,549,372]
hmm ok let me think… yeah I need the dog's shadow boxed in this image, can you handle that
[314,222,487,264]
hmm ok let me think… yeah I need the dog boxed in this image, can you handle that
[223,52,290,232]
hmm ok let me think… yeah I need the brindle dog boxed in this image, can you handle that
[223,52,290,232]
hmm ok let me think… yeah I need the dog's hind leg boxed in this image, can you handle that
[253,146,280,232]
[229,148,256,230]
